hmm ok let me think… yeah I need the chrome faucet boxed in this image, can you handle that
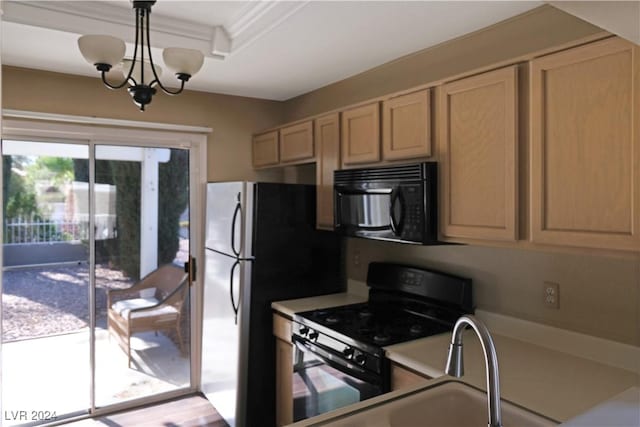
[445,315,502,427]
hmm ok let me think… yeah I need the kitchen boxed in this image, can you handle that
[0,1,639,427]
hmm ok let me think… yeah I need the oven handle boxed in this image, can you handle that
[292,335,382,386]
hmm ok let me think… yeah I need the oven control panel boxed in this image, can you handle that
[293,321,383,375]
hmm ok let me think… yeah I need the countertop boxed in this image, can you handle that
[385,331,639,423]
[271,292,367,318]
[272,294,640,426]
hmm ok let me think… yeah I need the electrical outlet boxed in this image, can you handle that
[543,281,560,309]
[353,249,361,267]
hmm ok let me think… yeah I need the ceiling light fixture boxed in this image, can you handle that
[78,0,204,111]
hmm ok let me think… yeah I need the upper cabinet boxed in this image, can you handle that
[253,121,315,169]
[439,66,518,241]
[252,130,279,168]
[315,113,340,230]
[383,89,432,161]
[280,121,314,164]
[530,38,640,251]
[341,103,380,166]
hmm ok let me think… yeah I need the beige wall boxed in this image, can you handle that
[2,66,284,183]
[347,239,640,347]
[283,5,604,121]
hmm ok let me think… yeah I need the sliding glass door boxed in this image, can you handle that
[93,144,191,407]
[1,139,194,424]
[1,141,91,425]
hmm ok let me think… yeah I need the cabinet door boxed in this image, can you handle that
[383,89,431,160]
[439,66,518,241]
[280,121,314,164]
[341,103,380,165]
[253,130,279,168]
[275,338,293,426]
[530,38,640,251]
[315,113,340,230]
[273,314,292,426]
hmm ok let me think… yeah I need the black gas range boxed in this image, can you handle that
[291,262,473,421]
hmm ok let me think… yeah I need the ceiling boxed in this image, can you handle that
[2,1,543,101]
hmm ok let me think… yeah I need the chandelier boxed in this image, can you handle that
[78,1,204,111]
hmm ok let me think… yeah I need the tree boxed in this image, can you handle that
[158,149,189,265]
[91,149,188,280]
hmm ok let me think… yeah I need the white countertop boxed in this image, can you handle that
[271,292,367,318]
[385,331,639,423]
[561,387,640,426]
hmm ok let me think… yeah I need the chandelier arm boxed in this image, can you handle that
[100,6,141,90]
[140,8,146,87]
[101,71,136,90]
[144,12,185,95]
[150,78,186,95]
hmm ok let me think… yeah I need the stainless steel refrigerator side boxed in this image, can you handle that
[201,181,248,427]
[235,183,255,427]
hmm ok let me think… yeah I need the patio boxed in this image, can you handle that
[2,263,132,341]
[1,263,191,425]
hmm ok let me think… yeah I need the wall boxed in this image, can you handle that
[2,66,284,183]
[280,5,640,347]
[282,5,604,121]
[347,239,640,347]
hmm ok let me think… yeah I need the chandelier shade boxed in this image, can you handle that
[78,35,126,69]
[77,0,204,111]
[163,48,205,77]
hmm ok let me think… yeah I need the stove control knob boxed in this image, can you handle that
[354,352,366,365]
[299,326,309,336]
[308,330,319,341]
[343,347,354,359]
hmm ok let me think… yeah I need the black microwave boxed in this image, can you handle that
[334,162,437,244]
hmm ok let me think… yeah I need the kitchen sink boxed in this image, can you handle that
[314,381,557,427]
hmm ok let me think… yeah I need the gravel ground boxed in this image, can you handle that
[2,263,134,342]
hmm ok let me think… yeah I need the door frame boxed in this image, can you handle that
[0,112,209,421]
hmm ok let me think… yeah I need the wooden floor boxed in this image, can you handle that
[63,394,229,427]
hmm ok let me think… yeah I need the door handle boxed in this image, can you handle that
[389,188,404,236]
[231,192,242,257]
[184,257,196,285]
[230,260,240,325]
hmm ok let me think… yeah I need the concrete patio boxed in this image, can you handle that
[2,328,190,426]
[1,262,192,425]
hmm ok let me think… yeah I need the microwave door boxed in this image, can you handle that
[336,188,393,230]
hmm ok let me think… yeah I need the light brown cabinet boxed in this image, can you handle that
[341,102,380,166]
[383,89,431,161]
[280,120,314,164]
[390,363,430,391]
[273,313,293,426]
[252,130,279,168]
[530,37,640,251]
[315,113,340,230]
[439,66,518,242]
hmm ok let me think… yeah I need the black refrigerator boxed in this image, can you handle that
[202,182,344,427]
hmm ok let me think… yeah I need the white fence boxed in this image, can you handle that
[4,216,89,244]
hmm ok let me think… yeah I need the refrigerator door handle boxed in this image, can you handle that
[231,193,242,257]
[230,259,240,324]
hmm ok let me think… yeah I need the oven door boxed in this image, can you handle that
[292,335,384,422]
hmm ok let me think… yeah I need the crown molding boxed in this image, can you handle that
[2,0,309,59]
[2,0,224,57]
[227,1,310,54]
